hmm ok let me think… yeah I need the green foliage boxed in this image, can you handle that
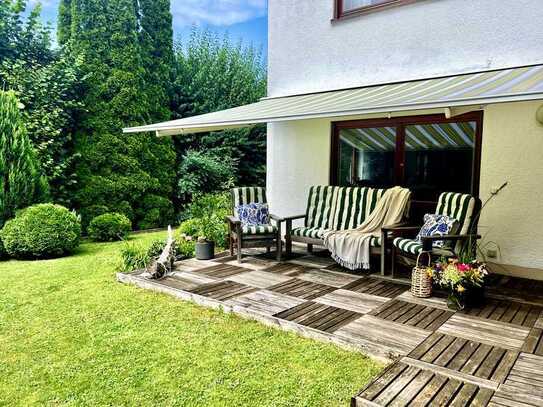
[88,212,131,242]
[0,203,81,258]
[0,236,5,259]
[0,90,49,226]
[0,56,84,206]
[184,192,230,248]
[172,29,267,205]
[136,194,174,230]
[177,218,200,237]
[116,238,166,273]
[177,150,235,203]
[176,236,195,258]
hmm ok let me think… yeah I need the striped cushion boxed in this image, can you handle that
[232,187,267,217]
[370,236,381,247]
[292,227,327,239]
[242,224,277,235]
[435,192,476,235]
[393,237,423,255]
[435,192,477,252]
[304,185,386,231]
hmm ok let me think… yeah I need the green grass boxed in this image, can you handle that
[0,231,382,406]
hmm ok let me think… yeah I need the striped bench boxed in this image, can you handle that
[284,185,390,256]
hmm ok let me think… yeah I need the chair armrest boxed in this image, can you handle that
[269,213,283,222]
[282,214,306,222]
[381,222,410,232]
[225,215,241,226]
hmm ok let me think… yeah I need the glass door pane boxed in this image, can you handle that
[404,121,476,201]
[337,127,397,188]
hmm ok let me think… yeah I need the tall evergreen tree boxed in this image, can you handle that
[61,0,176,228]
[0,90,48,226]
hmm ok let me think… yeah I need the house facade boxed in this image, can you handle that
[266,0,543,279]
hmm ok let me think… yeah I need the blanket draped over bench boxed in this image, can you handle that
[323,186,411,270]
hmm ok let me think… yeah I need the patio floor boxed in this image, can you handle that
[117,247,543,406]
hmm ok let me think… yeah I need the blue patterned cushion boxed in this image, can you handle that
[416,214,457,248]
[235,203,270,226]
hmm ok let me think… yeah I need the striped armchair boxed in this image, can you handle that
[226,187,282,262]
[389,192,481,277]
[284,186,407,271]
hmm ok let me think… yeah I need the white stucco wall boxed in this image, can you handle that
[267,102,543,277]
[268,0,543,97]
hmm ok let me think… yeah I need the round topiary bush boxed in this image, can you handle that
[0,204,81,259]
[88,212,131,242]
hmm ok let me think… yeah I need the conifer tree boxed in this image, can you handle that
[0,90,48,226]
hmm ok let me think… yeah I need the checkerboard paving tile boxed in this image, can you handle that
[225,256,280,270]
[190,263,248,279]
[314,289,389,314]
[522,327,543,355]
[342,277,408,298]
[261,262,313,277]
[438,314,530,351]
[369,299,454,331]
[225,290,305,316]
[160,271,216,291]
[188,280,257,301]
[225,270,292,289]
[353,362,495,406]
[267,278,337,300]
[273,301,361,333]
[463,299,543,328]
[288,255,337,269]
[408,332,518,383]
[490,353,543,406]
[334,314,430,357]
[296,268,362,288]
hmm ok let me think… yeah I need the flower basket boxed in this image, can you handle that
[411,252,433,298]
[429,258,488,311]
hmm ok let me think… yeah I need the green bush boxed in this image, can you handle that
[177,237,195,258]
[177,218,200,237]
[136,195,175,230]
[80,204,109,232]
[0,203,81,258]
[0,237,6,259]
[116,239,167,273]
[88,213,132,242]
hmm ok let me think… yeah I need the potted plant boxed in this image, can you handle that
[195,235,215,260]
[428,258,489,310]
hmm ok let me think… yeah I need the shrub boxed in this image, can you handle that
[0,203,81,258]
[177,218,200,237]
[136,195,174,230]
[0,237,5,259]
[79,204,109,232]
[177,237,195,258]
[88,213,131,242]
[116,239,167,273]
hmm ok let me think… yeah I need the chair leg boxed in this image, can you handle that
[307,244,313,254]
[266,246,271,254]
[276,235,282,262]
[391,246,396,279]
[229,235,234,256]
[237,235,242,263]
[381,237,386,277]
[285,220,292,257]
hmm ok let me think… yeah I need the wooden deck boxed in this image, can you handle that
[117,248,543,406]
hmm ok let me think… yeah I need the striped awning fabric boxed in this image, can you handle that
[340,122,476,152]
[124,64,543,136]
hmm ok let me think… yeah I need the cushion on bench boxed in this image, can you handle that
[292,227,381,247]
[242,224,277,235]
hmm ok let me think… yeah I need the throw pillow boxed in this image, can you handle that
[236,203,270,226]
[416,214,457,248]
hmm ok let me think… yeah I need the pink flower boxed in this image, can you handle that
[457,263,470,272]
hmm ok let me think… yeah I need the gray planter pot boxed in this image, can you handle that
[195,241,215,260]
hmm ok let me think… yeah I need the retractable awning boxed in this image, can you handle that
[124,64,543,136]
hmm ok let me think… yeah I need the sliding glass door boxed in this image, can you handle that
[331,112,482,205]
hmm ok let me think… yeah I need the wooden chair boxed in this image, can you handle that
[384,192,481,278]
[225,187,282,262]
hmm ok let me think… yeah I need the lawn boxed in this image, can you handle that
[0,231,382,406]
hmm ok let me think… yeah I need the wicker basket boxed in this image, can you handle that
[411,252,433,298]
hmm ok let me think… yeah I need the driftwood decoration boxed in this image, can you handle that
[143,226,176,280]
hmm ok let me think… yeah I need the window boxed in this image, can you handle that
[331,112,483,208]
[335,0,419,19]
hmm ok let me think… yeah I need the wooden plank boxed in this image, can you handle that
[359,363,408,401]
[475,347,506,380]
[430,378,463,406]
[447,340,479,371]
[396,290,450,310]
[488,395,536,407]
[462,343,493,375]
[491,350,519,383]
[408,332,444,360]
[225,290,305,316]
[226,270,292,288]
[373,366,420,405]
[401,357,500,390]
[433,337,467,367]
[407,373,448,405]
[261,262,310,276]
[388,369,434,406]
[448,382,478,407]
[438,314,530,350]
[420,334,456,363]
[522,327,542,354]
[314,289,389,314]
[297,268,361,287]
[470,388,495,407]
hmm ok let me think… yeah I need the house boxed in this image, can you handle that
[124,0,543,280]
